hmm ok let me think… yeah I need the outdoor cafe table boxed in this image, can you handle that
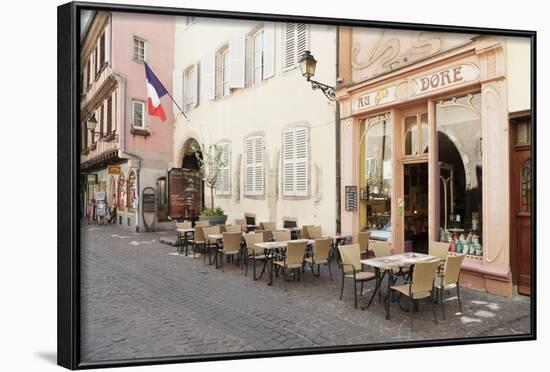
[360,253,437,319]
[254,239,315,285]
[176,228,194,255]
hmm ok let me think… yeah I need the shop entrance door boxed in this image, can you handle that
[403,162,429,253]
[510,116,532,296]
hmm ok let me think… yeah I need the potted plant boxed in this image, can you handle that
[195,143,228,225]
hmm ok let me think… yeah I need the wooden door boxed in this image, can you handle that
[510,115,532,296]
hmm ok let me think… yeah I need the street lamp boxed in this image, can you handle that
[298,50,335,101]
[86,113,118,140]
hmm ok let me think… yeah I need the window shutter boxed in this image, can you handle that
[172,70,183,113]
[295,127,309,196]
[263,23,276,79]
[254,136,264,194]
[200,52,215,100]
[283,23,296,71]
[296,24,308,62]
[216,143,231,196]
[244,137,254,195]
[229,33,245,89]
[191,62,199,108]
[283,129,296,196]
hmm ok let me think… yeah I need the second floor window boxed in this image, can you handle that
[253,29,264,84]
[283,23,308,71]
[183,65,197,111]
[133,36,146,63]
[132,100,145,128]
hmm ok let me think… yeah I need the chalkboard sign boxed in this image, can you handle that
[345,185,358,211]
[142,187,156,213]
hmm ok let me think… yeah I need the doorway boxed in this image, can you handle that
[403,162,429,253]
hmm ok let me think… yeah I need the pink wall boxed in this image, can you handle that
[111,12,175,162]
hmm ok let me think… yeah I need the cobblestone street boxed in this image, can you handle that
[80,223,531,362]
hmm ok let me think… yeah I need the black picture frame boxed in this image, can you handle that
[58,1,537,370]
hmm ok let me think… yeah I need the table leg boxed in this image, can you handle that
[385,269,391,320]
[361,269,385,310]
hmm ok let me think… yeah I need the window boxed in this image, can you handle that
[253,29,264,84]
[436,93,483,247]
[99,32,106,68]
[106,96,112,134]
[221,48,230,97]
[132,100,145,128]
[283,23,308,71]
[133,36,146,63]
[158,177,167,208]
[99,104,104,138]
[216,142,231,196]
[183,65,197,111]
[360,115,392,230]
[282,127,309,197]
[404,113,428,156]
[86,58,92,88]
[128,171,137,210]
[244,135,264,196]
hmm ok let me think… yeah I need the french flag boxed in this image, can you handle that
[144,62,168,122]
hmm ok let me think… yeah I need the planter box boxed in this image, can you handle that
[199,215,228,225]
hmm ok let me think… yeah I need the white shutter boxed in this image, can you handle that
[244,137,254,195]
[283,129,296,196]
[172,70,183,113]
[296,24,308,62]
[283,23,296,71]
[295,127,309,196]
[216,142,231,195]
[254,136,264,194]
[229,33,245,88]
[200,52,215,100]
[263,23,276,79]
[191,62,199,107]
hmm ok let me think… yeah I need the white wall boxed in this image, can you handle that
[173,17,337,233]
[507,36,532,113]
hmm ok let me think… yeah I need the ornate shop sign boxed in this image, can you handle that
[352,63,479,113]
[168,168,202,219]
[108,165,121,175]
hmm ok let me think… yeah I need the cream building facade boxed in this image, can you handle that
[172,17,338,233]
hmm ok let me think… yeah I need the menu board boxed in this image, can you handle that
[168,168,202,219]
[345,185,358,211]
[142,187,156,213]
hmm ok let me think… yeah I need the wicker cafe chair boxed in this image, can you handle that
[390,259,441,327]
[358,231,371,255]
[259,221,276,230]
[307,225,323,239]
[255,229,273,242]
[192,225,208,258]
[304,238,333,281]
[273,240,307,291]
[175,221,193,255]
[434,253,466,319]
[203,225,220,265]
[225,224,242,233]
[243,233,266,280]
[301,225,314,240]
[217,232,243,272]
[338,244,376,308]
[272,230,291,242]
[176,221,192,229]
[429,241,451,268]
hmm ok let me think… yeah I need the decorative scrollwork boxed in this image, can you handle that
[310,80,336,101]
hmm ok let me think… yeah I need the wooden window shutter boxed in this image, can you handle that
[263,23,276,79]
[191,62,199,108]
[254,136,264,194]
[244,137,255,195]
[283,23,296,71]
[295,127,309,196]
[216,143,231,196]
[283,128,296,196]
[172,70,183,113]
[200,52,215,100]
[296,24,308,63]
[229,33,245,88]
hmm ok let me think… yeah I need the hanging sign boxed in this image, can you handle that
[345,185,358,211]
[108,165,121,175]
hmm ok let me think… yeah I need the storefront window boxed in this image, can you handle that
[405,116,417,156]
[360,114,392,232]
[128,171,137,210]
[118,174,127,209]
[405,113,429,156]
[436,93,483,253]
[158,177,167,208]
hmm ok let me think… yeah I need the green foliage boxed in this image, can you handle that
[200,207,225,217]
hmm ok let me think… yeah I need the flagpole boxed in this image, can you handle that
[144,61,189,121]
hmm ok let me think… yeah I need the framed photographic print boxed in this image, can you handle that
[58,1,536,370]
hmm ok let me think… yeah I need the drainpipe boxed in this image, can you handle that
[335,26,342,234]
[113,71,142,232]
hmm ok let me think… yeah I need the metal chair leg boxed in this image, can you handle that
[456,285,463,314]
[328,261,333,281]
[430,295,438,325]
[339,271,345,300]
[360,281,364,296]
[440,287,446,320]
[354,279,358,308]
[409,297,414,329]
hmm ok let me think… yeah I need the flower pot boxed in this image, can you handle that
[199,215,228,226]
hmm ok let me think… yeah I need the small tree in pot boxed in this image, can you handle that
[195,143,227,225]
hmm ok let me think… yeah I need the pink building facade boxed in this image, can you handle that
[80,11,175,231]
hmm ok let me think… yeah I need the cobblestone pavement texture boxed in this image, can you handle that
[80,223,531,362]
